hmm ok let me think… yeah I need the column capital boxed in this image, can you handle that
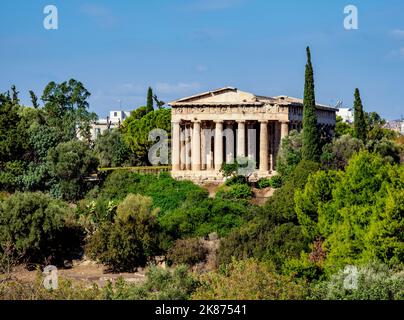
[172,120,181,124]
[214,120,224,124]
[236,120,246,124]
[258,120,268,123]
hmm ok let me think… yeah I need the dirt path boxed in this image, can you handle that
[8,260,147,288]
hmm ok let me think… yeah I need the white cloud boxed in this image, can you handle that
[387,48,404,59]
[80,4,116,27]
[80,4,109,16]
[155,82,201,95]
[196,65,207,72]
[187,0,245,11]
[391,29,404,38]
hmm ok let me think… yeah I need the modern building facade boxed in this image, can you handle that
[89,110,131,141]
[336,107,354,123]
[169,87,337,183]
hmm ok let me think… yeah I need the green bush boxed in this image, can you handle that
[96,171,206,216]
[86,194,160,272]
[257,178,271,189]
[257,176,283,189]
[0,192,71,265]
[224,175,248,186]
[309,263,404,300]
[105,265,199,300]
[0,276,103,300]
[216,184,253,200]
[276,130,302,179]
[160,197,250,243]
[0,266,198,300]
[218,161,320,270]
[192,258,307,300]
[166,238,207,266]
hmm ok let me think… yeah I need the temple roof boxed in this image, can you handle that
[169,87,337,111]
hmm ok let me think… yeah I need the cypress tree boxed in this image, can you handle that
[353,88,367,142]
[146,87,154,113]
[29,90,40,109]
[302,47,320,161]
[11,85,19,105]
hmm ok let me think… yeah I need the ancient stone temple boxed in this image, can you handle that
[169,87,336,183]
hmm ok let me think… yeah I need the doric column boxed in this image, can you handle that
[172,121,181,171]
[180,125,186,170]
[224,122,235,164]
[273,121,280,170]
[237,120,246,158]
[247,122,256,162]
[200,124,206,170]
[214,120,223,170]
[185,124,191,170]
[269,122,275,171]
[192,121,201,171]
[259,120,269,172]
[281,121,289,140]
[205,124,215,170]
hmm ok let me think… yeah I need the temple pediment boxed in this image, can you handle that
[169,87,264,106]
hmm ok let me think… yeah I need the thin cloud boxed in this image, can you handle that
[155,82,201,95]
[196,65,207,72]
[391,29,404,38]
[79,4,117,28]
[186,0,245,11]
[387,48,404,59]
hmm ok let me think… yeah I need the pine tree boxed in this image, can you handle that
[353,88,367,142]
[302,47,320,161]
[146,87,154,113]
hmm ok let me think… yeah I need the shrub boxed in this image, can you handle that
[218,161,320,270]
[86,194,160,272]
[191,258,307,300]
[269,175,283,188]
[0,266,198,300]
[257,178,271,189]
[0,276,103,300]
[257,176,283,189]
[276,130,302,179]
[309,263,404,300]
[225,175,248,186]
[97,171,206,216]
[104,265,199,300]
[76,198,118,233]
[218,218,308,270]
[216,184,253,200]
[0,192,70,265]
[166,238,208,266]
[159,197,249,243]
[320,134,364,170]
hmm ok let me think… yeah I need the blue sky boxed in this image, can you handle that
[1,0,403,119]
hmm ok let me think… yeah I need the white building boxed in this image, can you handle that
[337,108,354,123]
[90,110,131,141]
